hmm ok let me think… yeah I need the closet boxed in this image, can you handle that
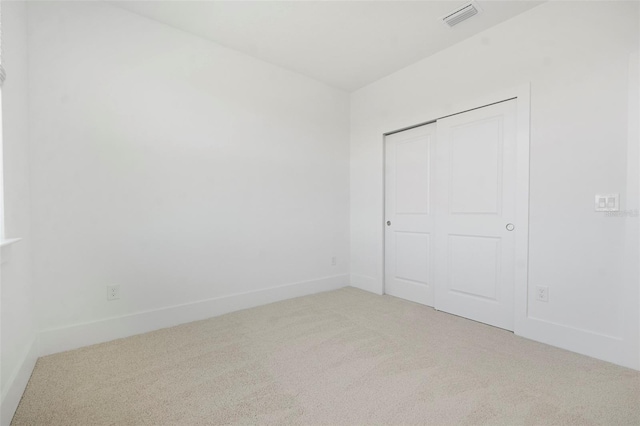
[384,99,518,330]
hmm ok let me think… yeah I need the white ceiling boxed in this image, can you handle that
[112,1,543,92]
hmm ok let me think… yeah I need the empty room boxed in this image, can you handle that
[1,0,639,424]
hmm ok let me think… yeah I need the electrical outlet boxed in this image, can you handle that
[331,256,337,266]
[536,286,549,302]
[107,285,120,301]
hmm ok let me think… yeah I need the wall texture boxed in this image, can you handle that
[349,1,639,368]
[27,1,350,353]
[1,1,38,423]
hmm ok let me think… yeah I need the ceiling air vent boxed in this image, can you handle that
[441,1,482,27]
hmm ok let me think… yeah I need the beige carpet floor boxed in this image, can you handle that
[12,287,640,425]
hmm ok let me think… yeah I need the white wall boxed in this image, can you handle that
[350,1,640,368]
[1,1,39,423]
[631,52,640,368]
[28,1,350,354]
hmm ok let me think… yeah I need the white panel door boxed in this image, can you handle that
[384,124,436,306]
[434,100,517,330]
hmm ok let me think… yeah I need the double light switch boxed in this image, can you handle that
[594,194,619,212]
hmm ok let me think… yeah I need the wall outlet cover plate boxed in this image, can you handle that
[594,193,619,212]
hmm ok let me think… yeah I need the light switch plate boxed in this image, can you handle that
[595,193,619,212]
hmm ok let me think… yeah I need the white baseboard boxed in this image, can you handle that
[39,274,348,357]
[1,338,38,426]
[350,274,382,295]
[350,272,637,369]
[516,316,638,370]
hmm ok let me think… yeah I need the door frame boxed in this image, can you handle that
[382,83,531,335]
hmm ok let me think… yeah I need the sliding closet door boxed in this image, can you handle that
[384,123,436,306]
[434,100,517,330]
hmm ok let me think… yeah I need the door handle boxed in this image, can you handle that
[506,223,515,231]
[386,221,391,226]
